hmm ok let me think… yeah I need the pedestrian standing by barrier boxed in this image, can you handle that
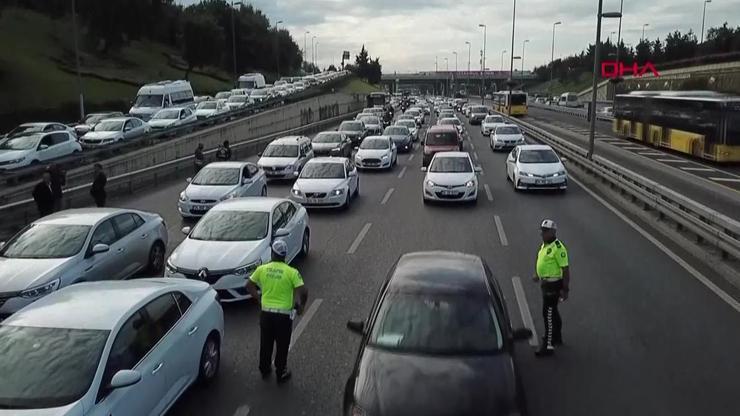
[194,143,205,173]
[47,164,66,212]
[90,163,107,207]
[216,140,232,161]
[32,171,54,217]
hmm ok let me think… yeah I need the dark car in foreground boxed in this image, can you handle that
[344,251,532,416]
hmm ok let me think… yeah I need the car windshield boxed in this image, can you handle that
[495,126,520,135]
[0,326,109,409]
[430,157,472,173]
[359,117,379,125]
[396,121,415,128]
[238,80,258,89]
[190,210,269,241]
[263,144,299,157]
[439,118,460,125]
[0,135,40,151]
[313,133,343,143]
[93,120,124,132]
[384,127,408,135]
[1,224,91,259]
[152,109,180,119]
[83,114,107,124]
[7,125,44,136]
[300,163,345,179]
[191,167,240,185]
[229,96,247,103]
[360,138,389,149]
[485,116,505,124]
[519,149,560,163]
[425,132,458,146]
[252,89,268,97]
[134,94,163,107]
[339,122,362,132]
[197,102,219,110]
[472,106,488,114]
[215,92,231,99]
[369,293,502,354]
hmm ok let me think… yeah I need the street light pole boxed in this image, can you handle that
[274,20,283,79]
[641,23,649,41]
[501,50,507,72]
[521,39,529,79]
[445,57,449,96]
[231,1,242,86]
[315,41,319,73]
[311,36,316,74]
[71,0,84,119]
[465,41,471,95]
[701,0,712,44]
[550,21,562,91]
[508,0,517,115]
[304,31,310,72]
[479,24,487,104]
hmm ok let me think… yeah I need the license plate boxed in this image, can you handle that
[441,190,457,196]
[535,180,548,185]
[193,205,208,211]
[306,198,322,204]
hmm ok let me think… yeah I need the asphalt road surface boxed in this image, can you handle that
[107,109,740,416]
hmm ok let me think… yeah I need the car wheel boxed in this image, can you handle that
[514,179,523,192]
[299,229,310,257]
[261,185,267,196]
[198,333,220,385]
[146,242,165,275]
[422,196,429,205]
[343,192,352,210]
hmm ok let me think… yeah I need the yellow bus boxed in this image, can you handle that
[613,91,740,162]
[492,91,528,116]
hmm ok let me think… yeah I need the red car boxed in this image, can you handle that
[422,125,463,166]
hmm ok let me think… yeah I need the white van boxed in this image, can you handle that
[237,73,266,91]
[558,92,580,108]
[129,80,194,121]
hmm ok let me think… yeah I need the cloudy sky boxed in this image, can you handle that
[180,0,738,73]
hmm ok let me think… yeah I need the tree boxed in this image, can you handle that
[635,39,652,65]
[182,13,224,79]
[367,58,382,84]
[327,64,337,72]
[664,30,698,62]
[651,38,664,63]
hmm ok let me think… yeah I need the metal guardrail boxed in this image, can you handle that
[529,102,614,121]
[507,115,740,263]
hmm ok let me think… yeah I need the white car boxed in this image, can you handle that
[73,112,125,137]
[0,131,81,170]
[490,124,525,151]
[225,95,252,111]
[395,119,419,141]
[481,115,508,136]
[437,117,464,135]
[354,136,397,170]
[178,162,267,218]
[0,208,169,317]
[358,115,383,135]
[166,198,310,302]
[0,278,223,415]
[148,107,197,131]
[290,157,359,209]
[4,122,77,140]
[214,91,232,100]
[257,136,314,179]
[79,117,149,148]
[506,144,568,191]
[250,88,272,103]
[195,100,229,121]
[422,151,480,204]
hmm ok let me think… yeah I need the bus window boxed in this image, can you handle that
[511,94,527,105]
[723,104,740,145]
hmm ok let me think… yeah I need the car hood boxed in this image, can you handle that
[0,149,31,162]
[0,402,83,416]
[258,156,299,167]
[517,161,564,175]
[169,238,268,270]
[148,119,177,128]
[365,123,382,129]
[184,184,239,200]
[425,171,475,186]
[341,131,362,137]
[82,131,121,141]
[356,149,390,159]
[353,348,517,416]
[129,107,159,117]
[482,122,507,129]
[311,142,341,152]
[195,109,218,116]
[493,134,523,141]
[0,257,73,292]
[387,135,410,144]
[471,112,488,118]
[294,178,346,192]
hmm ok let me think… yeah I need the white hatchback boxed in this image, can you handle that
[422,151,480,204]
[0,279,223,416]
[0,131,81,170]
[354,136,397,170]
[178,162,268,218]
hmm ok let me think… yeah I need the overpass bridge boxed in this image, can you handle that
[381,70,537,95]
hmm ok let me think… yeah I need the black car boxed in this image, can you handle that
[338,120,368,146]
[344,251,531,416]
[311,131,353,157]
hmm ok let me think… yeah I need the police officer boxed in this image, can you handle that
[246,240,308,383]
[533,219,570,357]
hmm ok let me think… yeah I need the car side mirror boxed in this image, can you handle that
[353,146,359,150]
[0,241,5,250]
[511,327,533,341]
[181,226,191,235]
[420,166,427,172]
[474,166,482,173]
[91,243,110,255]
[242,176,251,184]
[346,320,365,335]
[348,170,357,177]
[273,227,290,238]
[186,177,192,183]
[257,152,263,157]
[108,370,142,390]
[561,157,568,163]
[39,144,49,150]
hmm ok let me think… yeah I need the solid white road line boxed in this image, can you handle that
[709,177,740,183]
[681,167,716,172]
[380,188,395,205]
[473,151,479,161]
[657,158,691,163]
[484,184,494,201]
[347,223,372,254]
[637,152,665,156]
[233,404,251,416]
[608,141,633,146]
[623,146,647,150]
[511,276,540,347]
[289,298,323,351]
[397,166,407,179]
[408,153,415,162]
[493,215,509,246]
[569,175,740,313]
[470,142,476,150]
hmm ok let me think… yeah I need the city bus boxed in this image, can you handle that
[612,91,740,162]
[367,92,390,108]
[492,91,528,116]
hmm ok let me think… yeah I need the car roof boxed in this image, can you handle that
[517,144,552,151]
[363,135,390,141]
[307,157,348,164]
[102,117,138,122]
[433,151,470,158]
[427,125,457,132]
[271,136,308,144]
[4,279,195,330]
[33,208,131,226]
[388,251,489,296]
[211,197,288,212]
[203,161,250,168]
[19,122,60,127]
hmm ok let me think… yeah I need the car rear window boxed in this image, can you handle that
[425,131,458,146]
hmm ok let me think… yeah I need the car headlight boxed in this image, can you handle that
[466,180,475,187]
[179,192,188,202]
[355,155,362,162]
[6,157,26,164]
[381,155,389,160]
[20,279,60,299]
[426,180,436,187]
[234,259,262,277]
[519,171,534,177]
[553,170,566,177]
[332,188,345,196]
[220,191,238,201]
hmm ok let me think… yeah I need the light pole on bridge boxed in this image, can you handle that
[465,41,471,95]
[479,23,487,104]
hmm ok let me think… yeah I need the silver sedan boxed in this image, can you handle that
[290,157,359,209]
[0,208,168,317]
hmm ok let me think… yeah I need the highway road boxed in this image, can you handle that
[106,109,740,416]
[525,106,740,218]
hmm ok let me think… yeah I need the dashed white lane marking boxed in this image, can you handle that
[569,174,740,313]
[473,151,479,161]
[512,276,539,347]
[380,188,395,205]
[681,167,716,172]
[397,166,407,179]
[347,223,372,254]
[408,153,415,162]
[470,142,476,150]
[657,158,691,163]
[234,405,251,416]
[623,146,647,150]
[709,177,740,183]
[638,152,665,156]
[484,184,494,201]
[493,215,509,246]
[289,298,323,351]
